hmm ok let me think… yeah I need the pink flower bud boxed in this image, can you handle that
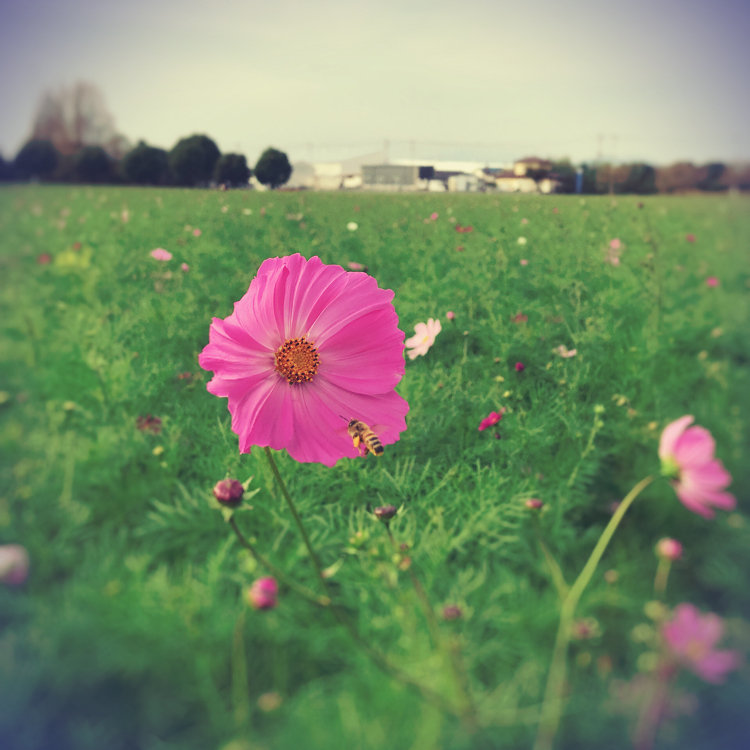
[443,605,462,620]
[515,361,525,372]
[656,538,683,561]
[446,311,455,320]
[213,478,244,507]
[374,505,397,521]
[0,545,30,586]
[525,498,544,510]
[247,577,278,610]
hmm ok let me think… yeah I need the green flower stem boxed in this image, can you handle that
[263,447,459,717]
[531,517,569,602]
[653,557,672,598]
[228,515,331,607]
[534,475,655,750]
[386,525,478,731]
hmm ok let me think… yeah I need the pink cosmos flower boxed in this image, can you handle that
[346,262,366,271]
[520,259,529,266]
[0,544,29,586]
[662,604,740,683]
[656,537,683,560]
[405,318,441,360]
[430,212,439,221]
[247,577,278,610]
[478,409,504,431]
[705,276,719,288]
[685,233,696,243]
[181,262,190,272]
[609,238,622,250]
[193,228,202,237]
[515,361,525,372]
[199,254,408,466]
[521,217,528,225]
[37,253,52,265]
[150,248,173,261]
[525,498,544,510]
[446,310,455,320]
[512,312,528,323]
[659,416,736,518]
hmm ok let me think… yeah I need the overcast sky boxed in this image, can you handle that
[1,0,748,166]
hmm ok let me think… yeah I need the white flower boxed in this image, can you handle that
[517,236,527,246]
[347,221,359,232]
[405,318,442,360]
[553,345,577,358]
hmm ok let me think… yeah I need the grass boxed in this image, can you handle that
[1,185,749,750]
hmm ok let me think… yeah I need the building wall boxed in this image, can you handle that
[362,164,419,190]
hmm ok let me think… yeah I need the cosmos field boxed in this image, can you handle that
[1,185,749,750]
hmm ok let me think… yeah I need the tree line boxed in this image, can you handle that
[0,134,292,189]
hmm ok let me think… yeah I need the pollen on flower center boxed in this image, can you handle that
[274,337,320,384]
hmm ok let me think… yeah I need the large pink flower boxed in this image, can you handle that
[199,254,408,466]
[658,415,736,518]
[662,603,740,683]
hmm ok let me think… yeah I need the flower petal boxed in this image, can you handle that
[673,426,716,467]
[659,415,694,459]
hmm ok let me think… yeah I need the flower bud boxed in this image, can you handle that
[655,538,683,561]
[374,504,397,521]
[213,478,244,507]
[443,605,462,621]
[0,544,29,586]
[525,498,543,510]
[247,577,278,610]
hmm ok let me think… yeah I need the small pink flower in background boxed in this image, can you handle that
[656,537,683,561]
[443,604,462,620]
[455,245,464,252]
[37,253,52,265]
[662,604,740,683]
[247,577,278,610]
[136,414,162,434]
[553,344,577,358]
[0,544,29,586]
[520,259,529,266]
[430,212,439,220]
[192,228,202,237]
[525,498,543,510]
[705,276,719,288]
[150,248,172,261]
[552,207,559,214]
[515,361,525,372]
[347,261,366,271]
[609,238,622,250]
[199,254,408,466]
[521,217,528,225]
[512,312,528,323]
[478,409,505,431]
[659,415,736,518]
[446,310,455,320]
[685,233,696,243]
[180,262,190,272]
[405,318,441,360]
[72,242,82,251]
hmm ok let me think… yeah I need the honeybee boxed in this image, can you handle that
[345,418,384,457]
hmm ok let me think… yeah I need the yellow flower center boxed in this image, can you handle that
[274,337,320,384]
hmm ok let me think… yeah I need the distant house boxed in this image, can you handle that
[494,171,539,193]
[513,156,553,176]
[447,173,481,192]
[362,164,421,190]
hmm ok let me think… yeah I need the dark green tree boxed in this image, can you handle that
[696,162,727,192]
[168,134,221,186]
[621,163,657,194]
[549,159,576,193]
[0,154,12,181]
[71,146,113,183]
[214,153,251,188]
[254,147,292,189]
[14,139,59,180]
[121,141,169,185]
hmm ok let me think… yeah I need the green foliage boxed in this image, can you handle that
[254,146,292,189]
[121,141,169,185]
[0,187,748,750]
[214,153,251,188]
[71,146,113,184]
[13,139,59,180]
[168,134,221,187]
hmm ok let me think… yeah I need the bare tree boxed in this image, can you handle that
[30,82,127,157]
